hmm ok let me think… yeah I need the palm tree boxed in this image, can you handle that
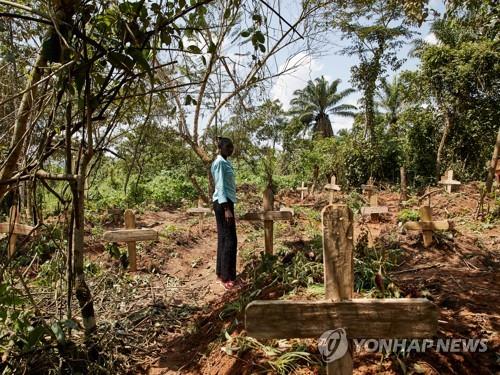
[289,76,356,138]
[376,76,404,128]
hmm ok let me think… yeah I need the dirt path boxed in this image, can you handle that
[129,210,247,374]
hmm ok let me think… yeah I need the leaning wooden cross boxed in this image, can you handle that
[324,175,341,204]
[403,206,451,248]
[103,209,158,272]
[438,170,461,193]
[187,198,212,234]
[240,187,293,254]
[297,181,308,201]
[0,205,35,257]
[245,205,438,375]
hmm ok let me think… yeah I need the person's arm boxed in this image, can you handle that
[213,162,227,204]
[214,162,234,222]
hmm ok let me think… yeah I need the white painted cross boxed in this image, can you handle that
[187,198,213,234]
[324,175,341,205]
[0,205,35,257]
[240,187,293,254]
[403,206,451,248]
[103,209,158,271]
[297,181,308,201]
[438,170,461,193]
[245,205,438,375]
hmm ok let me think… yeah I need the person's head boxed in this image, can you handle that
[217,137,234,158]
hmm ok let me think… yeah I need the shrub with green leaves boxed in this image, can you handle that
[397,209,420,223]
[146,170,199,207]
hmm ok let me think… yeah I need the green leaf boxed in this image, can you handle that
[240,29,251,38]
[161,31,172,45]
[187,45,202,54]
[127,48,151,78]
[74,64,87,95]
[258,44,266,53]
[107,52,135,72]
[61,319,79,330]
[151,3,160,13]
[51,322,65,344]
[255,31,265,44]
[252,14,262,23]
[41,33,61,63]
[26,326,46,349]
[207,41,217,54]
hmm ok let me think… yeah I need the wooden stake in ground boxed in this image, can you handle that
[400,166,407,202]
[245,205,438,375]
[297,181,308,201]
[0,205,35,257]
[438,170,461,193]
[240,186,293,254]
[403,206,451,248]
[103,209,158,271]
[187,198,213,234]
[324,175,341,204]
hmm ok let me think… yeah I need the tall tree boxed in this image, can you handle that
[155,0,327,201]
[376,75,404,129]
[326,0,412,143]
[415,5,499,180]
[289,76,356,138]
[0,0,229,340]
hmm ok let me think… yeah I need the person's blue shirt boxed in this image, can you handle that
[211,155,237,204]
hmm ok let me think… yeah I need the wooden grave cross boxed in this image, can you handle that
[403,206,451,248]
[103,209,158,272]
[187,198,213,234]
[360,193,389,217]
[438,170,461,193]
[297,181,308,201]
[245,204,438,375]
[324,175,341,204]
[0,205,35,257]
[361,176,376,201]
[240,187,293,254]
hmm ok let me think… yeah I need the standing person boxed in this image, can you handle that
[211,137,238,290]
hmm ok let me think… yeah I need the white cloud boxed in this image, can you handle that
[332,114,355,133]
[424,32,438,45]
[270,52,324,110]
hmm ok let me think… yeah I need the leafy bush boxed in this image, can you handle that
[346,191,365,214]
[146,170,200,207]
[397,209,420,223]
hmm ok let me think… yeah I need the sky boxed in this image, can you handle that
[269,1,444,133]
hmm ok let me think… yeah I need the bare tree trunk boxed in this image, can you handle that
[0,52,47,200]
[311,164,320,193]
[485,126,500,194]
[0,0,77,200]
[315,113,334,138]
[436,107,453,182]
[73,57,96,335]
[400,166,407,202]
[190,173,210,205]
